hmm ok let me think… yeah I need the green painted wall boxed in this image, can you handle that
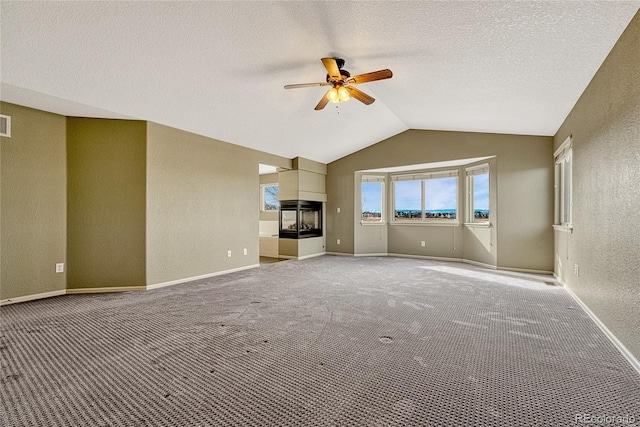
[554,10,640,359]
[0,103,67,300]
[67,118,146,289]
[146,122,289,286]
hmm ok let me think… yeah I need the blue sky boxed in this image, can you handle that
[394,181,421,210]
[264,185,279,206]
[393,178,457,211]
[362,182,383,212]
[424,177,457,210]
[363,175,489,212]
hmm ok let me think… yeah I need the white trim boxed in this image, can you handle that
[464,222,491,228]
[555,274,640,375]
[1,289,66,306]
[465,163,489,176]
[278,253,326,260]
[354,253,389,257]
[552,224,572,232]
[390,221,459,227]
[553,135,573,159]
[325,252,354,257]
[387,253,462,263]
[0,114,11,137]
[498,266,553,275]
[391,169,458,181]
[299,252,326,260]
[361,175,385,182]
[67,286,145,294]
[461,258,497,270]
[147,264,260,290]
[354,252,505,272]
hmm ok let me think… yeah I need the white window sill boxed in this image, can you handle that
[464,222,491,228]
[390,222,460,227]
[553,224,573,232]
[360,221,385,226]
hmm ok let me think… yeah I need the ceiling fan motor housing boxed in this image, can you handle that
[326,70,351,83]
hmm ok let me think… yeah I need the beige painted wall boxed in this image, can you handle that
[327,130,553,272]
[554,11,640,359]
[67,118,146,289]
[0,103,67,300]
[146,122,289,285]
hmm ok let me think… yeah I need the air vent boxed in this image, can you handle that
[0,114,11,137]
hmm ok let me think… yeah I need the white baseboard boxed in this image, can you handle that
[498,266,553,275]
[461,258,497,270]
[346,252,552,277]
[555,274,640,375]
[1,289,66,306]
[278,253,327,260]
[66,286,146,294]
[325,252,353,257]
[147,264,260,290]
[296,252,326,260]
[388,253,464,264]
[354,253,388,257]
[2,265,262,304]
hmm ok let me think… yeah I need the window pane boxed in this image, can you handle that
[472,173,489,222]
[394,180,422,220]
[425,177,457,221]
[263,185,279,211]
[361,182,383,222]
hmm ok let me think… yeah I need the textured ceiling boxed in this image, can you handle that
[1,2,638,163]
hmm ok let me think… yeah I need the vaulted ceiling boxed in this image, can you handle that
[2,2,638,163]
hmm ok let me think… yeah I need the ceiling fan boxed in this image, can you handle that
[284,58,393,110]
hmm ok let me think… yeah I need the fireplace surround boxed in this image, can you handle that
[279,200,323,239]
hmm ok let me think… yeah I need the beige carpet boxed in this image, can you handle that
[1,256,639,426]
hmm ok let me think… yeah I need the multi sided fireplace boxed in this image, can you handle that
[279,200,323,239]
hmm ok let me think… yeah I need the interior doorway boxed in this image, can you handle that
[259,164,282,264]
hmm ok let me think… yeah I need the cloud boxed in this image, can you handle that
[425,177,457,210]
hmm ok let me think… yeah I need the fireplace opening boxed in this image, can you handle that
[279,200,323,239]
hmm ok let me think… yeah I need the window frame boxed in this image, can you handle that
[390,169,459,225]
[465,163,490,225]
[260,183,280,212]
[360,175,386,224]
[554,136,573,228]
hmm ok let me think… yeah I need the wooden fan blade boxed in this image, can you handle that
[284,82,331,89]
[345,86,375,105]
[314,91,331,110]
[321,58,341,80]
[346,69,393,85]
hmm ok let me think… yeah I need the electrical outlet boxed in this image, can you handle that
[227,250,232,258]
[574,264,579,277]
[337,207,341,213]
[243,248,247,255]
[421,241,426,247]
[55,263,64,273]
[337,239,341,245]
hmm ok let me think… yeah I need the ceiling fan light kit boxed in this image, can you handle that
[284,57,393,110]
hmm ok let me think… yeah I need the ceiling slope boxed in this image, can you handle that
[1,1,638,163]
